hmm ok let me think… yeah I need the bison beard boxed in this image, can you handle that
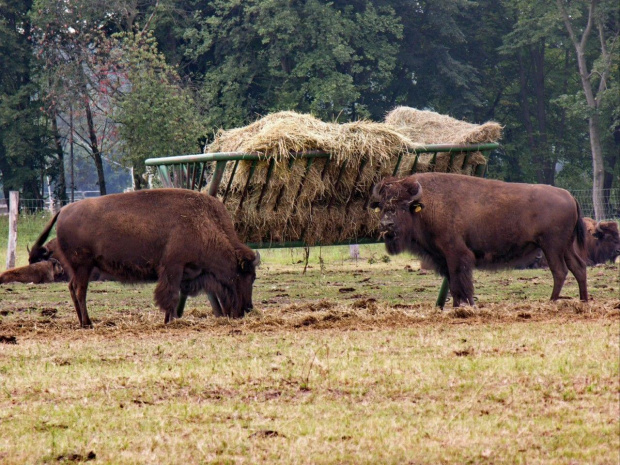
[371,173,588,306]
[28,189,259,327]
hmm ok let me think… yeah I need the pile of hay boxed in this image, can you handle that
[385,106,503,173]
[205,109,501,245]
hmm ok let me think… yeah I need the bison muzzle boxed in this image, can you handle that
[371,173,588,306]
[28,189,259,327]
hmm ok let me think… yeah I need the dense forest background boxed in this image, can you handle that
[0,0,618,217]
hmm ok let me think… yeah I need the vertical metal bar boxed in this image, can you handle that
[292,157,314,204]
[184,163,191,190]
[208,160,228,197]
[223,160,240,202]
[256,158,276,210]
[436,277,450,309]
[428,152,438,171]
[409,154,419,174]
[237,160,257,210]
[327,160,349,210]
[345,158,367,213]
[475,161,487,177]
[190,162,199,190]
[447,152,456,172]
[273,157,297,212]
[460,151,472,171]
[320,156,331,180]
[392,153,403,176]
[197,162,208,191]
[158,165,171,188]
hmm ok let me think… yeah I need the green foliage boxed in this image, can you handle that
[112,31,205,173]
[185,0,402,128]
[0,0,53,198]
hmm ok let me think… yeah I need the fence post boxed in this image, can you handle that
[5,191,19,270]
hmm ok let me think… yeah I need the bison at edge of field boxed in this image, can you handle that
[28,189,259,328]
[522,217,620,269]
[0,259,64,284]
[582,218,620,265]
[370,173,588,307]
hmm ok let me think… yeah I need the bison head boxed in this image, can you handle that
[370,177,424,255]
[591,221,620,264]
[231,249,260,318]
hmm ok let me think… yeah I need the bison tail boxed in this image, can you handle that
[29,211,60,264]
[574,198,586,249]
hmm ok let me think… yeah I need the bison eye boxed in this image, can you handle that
[369,201,381,212]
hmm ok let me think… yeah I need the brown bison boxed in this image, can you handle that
[370,173,588,306]
[526,218,620,268]
[582,218,620,265]
[0,259,64,284]
[28,189,259,327]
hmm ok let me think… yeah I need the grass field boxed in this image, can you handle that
[0,215,619,464]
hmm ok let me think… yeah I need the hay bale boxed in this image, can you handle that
[384,106,502,145]
[205,110,499,245]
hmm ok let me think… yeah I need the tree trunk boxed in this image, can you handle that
[51,111,67,202]
[557,0,607,220]
[532,42,554,185]
[85,101,107,195]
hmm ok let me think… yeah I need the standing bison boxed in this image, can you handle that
[29,189,259,327]
[370,173,588,306]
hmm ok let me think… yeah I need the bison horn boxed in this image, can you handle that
[253,251,261,267]
[408,181,423,202]
[26,244,31,254]
[595,222,603,233]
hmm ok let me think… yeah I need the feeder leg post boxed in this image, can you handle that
[436,277,449,309]
[176,292,188,318]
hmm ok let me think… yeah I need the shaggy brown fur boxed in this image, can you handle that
[371,173,588,306]
[583,218,620,265]
[29,190,259,327]
[0,260,64,284]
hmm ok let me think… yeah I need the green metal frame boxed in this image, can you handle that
[146,143,499,310]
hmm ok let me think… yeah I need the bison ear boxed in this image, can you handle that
[238,249,259,271]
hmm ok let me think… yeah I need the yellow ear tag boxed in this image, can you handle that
[414,205,422,213]
[374,207,381,213]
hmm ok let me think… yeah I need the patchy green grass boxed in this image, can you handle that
[0,229,619,464]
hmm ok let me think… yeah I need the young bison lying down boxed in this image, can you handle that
[0,260,64,284]
[29,189,259,327]
[371,173,588,307]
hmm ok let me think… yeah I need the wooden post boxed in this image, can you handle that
[349,244,360,260]
[5,191,19,270]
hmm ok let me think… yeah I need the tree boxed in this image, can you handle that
[183,0,402,128]
[555,0,619,220]
[0,0,52,203]
[112,31,205,188]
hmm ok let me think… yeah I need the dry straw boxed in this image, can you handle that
[205,109,502,245]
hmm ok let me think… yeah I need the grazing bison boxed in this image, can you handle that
[29,189,259,327]
[0,259,64,284]
[370,173,588,306]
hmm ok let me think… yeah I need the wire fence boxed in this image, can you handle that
[2,188,619,220]
[570,189,619,221]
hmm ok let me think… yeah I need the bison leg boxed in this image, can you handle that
[176,292,188,318]
[70,267,93,328]
[207,293,224,317]
[155,265,184,323]
[445,250,476,307]
[542,250,569,300]
[564,246,589,301]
